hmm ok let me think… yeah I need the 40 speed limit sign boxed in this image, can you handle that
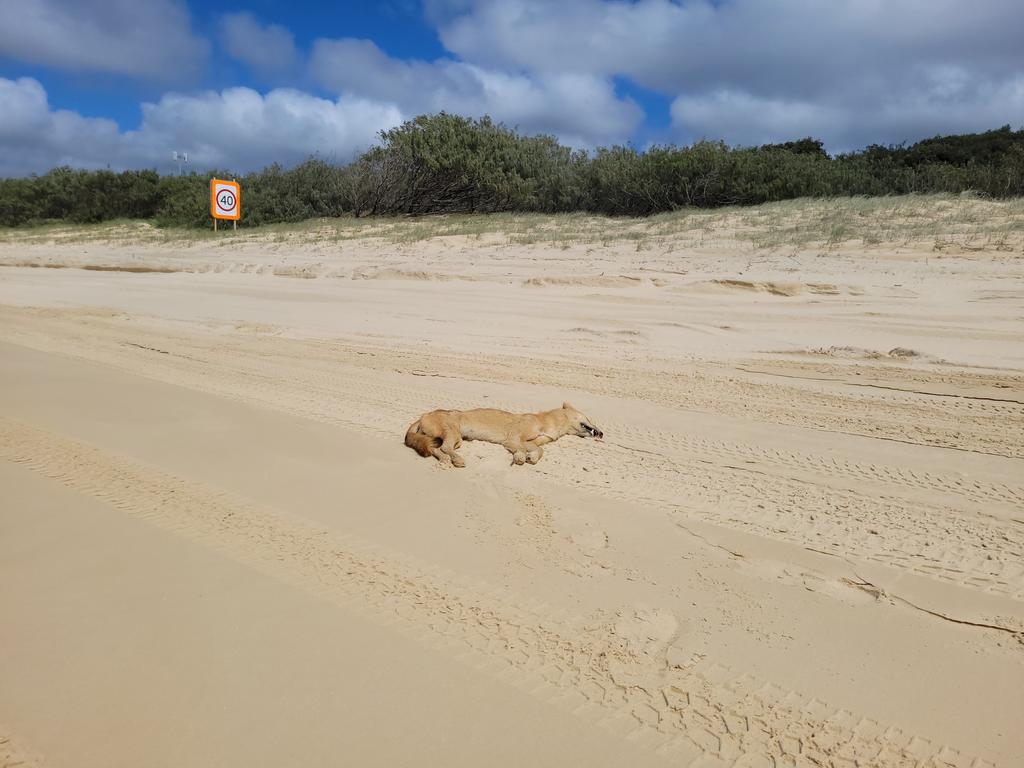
[210,178,241,221]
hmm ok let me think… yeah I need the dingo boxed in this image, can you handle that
[405,402,603,467]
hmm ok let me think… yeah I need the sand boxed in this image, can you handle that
[0,208,1022,767]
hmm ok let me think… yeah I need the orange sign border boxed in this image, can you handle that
[210,178,241,220]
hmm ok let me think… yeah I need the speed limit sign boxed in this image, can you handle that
[210,178,241,221]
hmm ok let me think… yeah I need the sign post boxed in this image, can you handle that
[210,178,241,231]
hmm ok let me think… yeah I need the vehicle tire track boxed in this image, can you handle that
[5,310,1018,509]
[0,417,990,768]
[88,343,1024,598]
[611,427,1024,511]
[2,307,1021,458]
[1,310,1021,597]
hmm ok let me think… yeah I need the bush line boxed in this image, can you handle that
[2,115,1022,227]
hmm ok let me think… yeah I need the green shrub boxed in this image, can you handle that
[1,119,1021,227]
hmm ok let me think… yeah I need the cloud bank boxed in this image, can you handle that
[0,77,400,176]
[1,0,1023,175]
[220,12,300,79]
[0,0,208,80]
[310,38,642,148]
[433,0,1024,150]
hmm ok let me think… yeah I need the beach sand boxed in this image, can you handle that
[1,201,1022,766]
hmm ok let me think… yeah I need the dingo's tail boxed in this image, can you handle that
[405,419,440,457]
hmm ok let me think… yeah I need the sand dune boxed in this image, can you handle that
[1,210,1022,767]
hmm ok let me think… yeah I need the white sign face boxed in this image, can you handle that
[211,179,240,220]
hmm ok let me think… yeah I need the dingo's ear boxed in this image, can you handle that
[562,401,575,410]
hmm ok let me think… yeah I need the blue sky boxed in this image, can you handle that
[1,0,1022,176]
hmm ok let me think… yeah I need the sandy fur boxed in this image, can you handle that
[405,402,602,466]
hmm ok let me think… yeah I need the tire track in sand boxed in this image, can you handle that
[78,342,1024,599]
[0,417,994,768]
[198,355,1024,599]
[1,311,1020,599]
[1,306,1021,458]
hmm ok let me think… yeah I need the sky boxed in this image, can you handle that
[1,0,1023,176]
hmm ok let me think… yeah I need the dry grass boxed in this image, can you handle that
[2,194,1022,253]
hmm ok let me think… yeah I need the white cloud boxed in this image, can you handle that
[671,76,1024,153]
[434,0,1024,90]
[669,91,845,149]
[431,0,1024,150]
[0,77,128,175]
[310,37,642,148]
[0,0,209,80]
[220,12,300,79]
[3,0,1022,174]
[0,77,402,176]
[132,87,400,170]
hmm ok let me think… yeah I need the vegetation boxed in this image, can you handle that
[3,194,1022,256]
[1,115,1022,227]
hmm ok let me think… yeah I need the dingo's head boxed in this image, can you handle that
[562,402,603,439]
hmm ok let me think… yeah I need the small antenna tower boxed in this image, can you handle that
[171,151,190,176]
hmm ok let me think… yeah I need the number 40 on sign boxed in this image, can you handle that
[210,178,240,230]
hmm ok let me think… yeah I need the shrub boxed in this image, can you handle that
[1,119,1021,227]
